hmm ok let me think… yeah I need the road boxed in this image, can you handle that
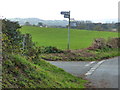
[48,57,119,88]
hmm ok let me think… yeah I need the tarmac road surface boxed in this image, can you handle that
[48,57,119,88]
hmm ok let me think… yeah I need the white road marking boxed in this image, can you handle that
[85,60,105,76]
[85,61,96,66]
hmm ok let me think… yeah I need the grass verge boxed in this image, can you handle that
[40,48,119,61]
[2,54,87,88]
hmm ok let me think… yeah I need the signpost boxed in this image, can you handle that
[61,11,70,50]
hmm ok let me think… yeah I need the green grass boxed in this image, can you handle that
[20,26,118,50]
[2,54,87,88]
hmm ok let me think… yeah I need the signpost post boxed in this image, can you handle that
[61,11,70,50]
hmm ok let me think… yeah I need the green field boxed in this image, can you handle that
[20,26,118,50]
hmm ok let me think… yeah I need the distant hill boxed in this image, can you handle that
[8,18,118,27]
[8,18,68,27]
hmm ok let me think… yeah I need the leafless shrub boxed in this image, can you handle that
[107,38,120,48]
[88,37,120,50]
[93,38,106,49]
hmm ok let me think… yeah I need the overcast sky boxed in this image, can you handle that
[0,0,119,22]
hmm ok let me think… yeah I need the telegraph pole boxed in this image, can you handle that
[61,11,70,50]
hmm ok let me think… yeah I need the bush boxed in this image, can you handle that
[107,38,120,48]
[88,37,120,51]
[2,19,22,53]
[93,38,106,49]
[42,46,63,53]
